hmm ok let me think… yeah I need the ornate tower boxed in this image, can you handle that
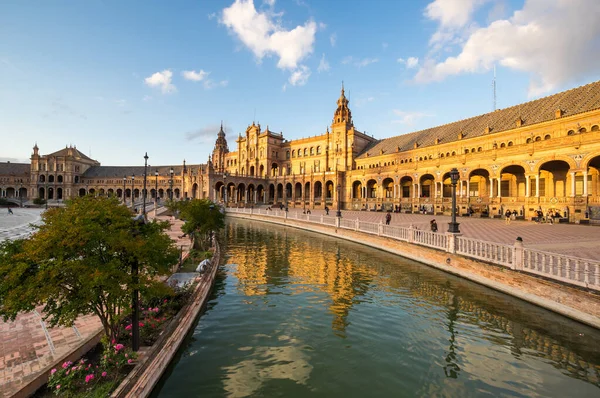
[330,83,354,171]
[212,122,229,173]
[332,82,352,128]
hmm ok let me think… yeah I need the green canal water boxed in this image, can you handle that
[154,219,600,397]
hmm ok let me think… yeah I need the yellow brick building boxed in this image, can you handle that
[1,81,599,222]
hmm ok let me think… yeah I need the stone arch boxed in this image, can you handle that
[500,164,527,197]
[192,183,198,199]
[57,175,63,183]
[382,177,394,199]
[468,168,490,197]
[591,125,599,132]
[419,174,435,198]
[250,166,255,176]
[247,183,255,203]
[324,180,335,200]
[313,181,323,201]
[537,160,572,198]
[294,182,302,200]
[533,155,576,173]
[271,162,279,177]
[39,175,45,183]
[400,176,412,198]
[48,175,55,183]
[256,184,265,203]
[303,182,310,201]
[352,180,362,199]
[366,179,377,199]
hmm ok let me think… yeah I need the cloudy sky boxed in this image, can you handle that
[2,0,599,165]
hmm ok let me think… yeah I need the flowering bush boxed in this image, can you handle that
[47,358,101,395]
[47,341,137,396]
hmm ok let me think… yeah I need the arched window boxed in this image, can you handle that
[57,175,63,183]
[544,134,551,140]
[579,127,587,133]
[535,136,541,141]
[316,146,321,154]
[465,149,470,154]
[526,138,532,143]
[477,147,482,152]
[451,151,456,156]
[304,148,308,156]
[567,130,575,136]
[591,125,599,131]
[286,150,290,159]
[297,150,302,157]
[39,175,45,182]
[440,153,444,158]
[292,150,296,158]
[310,147,314,156]
[507,141,513,146]
[500,143,506,148]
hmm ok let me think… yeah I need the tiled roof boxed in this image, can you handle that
[45,147,97,162]
[357,80,600,159]
[0,162,30,175]
[82,165,206,178]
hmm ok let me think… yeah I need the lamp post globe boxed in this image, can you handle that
[447,168,461,233]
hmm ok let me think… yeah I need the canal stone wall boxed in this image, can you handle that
[226,212,600,330]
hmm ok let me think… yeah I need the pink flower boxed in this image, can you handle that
[56,385,61,390]
[101,371,107,377]
[114,343,124,351]
[125,353,128,358]
[139,322,145,327]
[72,366,77,372]
[125,324,132,330]
[127,359,133,364]
[50,368,57,375]
[111,339,116,344]
[62,361,72,369]
[65,371,70,376]
[85,373,94,383]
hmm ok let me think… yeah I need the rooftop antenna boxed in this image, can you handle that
[492,65,497,111]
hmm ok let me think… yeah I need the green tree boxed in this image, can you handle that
[0,196,179,342]
[171,199,225,250]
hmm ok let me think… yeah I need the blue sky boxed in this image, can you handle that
[2,0,599,166]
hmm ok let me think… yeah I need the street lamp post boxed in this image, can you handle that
[336,183,342,217]
[123,176,127,204]
[169,168,174,201]
[142,153,148,216]
[154,170,159,216]
[19,183,23,207]
[448,168,461,233]
[131,175,135,211]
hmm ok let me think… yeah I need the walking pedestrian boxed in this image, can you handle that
[385,212,391,225]
[430,219,438,232]
[505,209,512,225]
[7,207,14,215]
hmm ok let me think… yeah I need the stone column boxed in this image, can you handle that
[418,183,421,198]
[525,175,530,197]
[489,177,494,198]
[458,180,463,197]
[513,237,524,271]
[466,180,470,198]
[583,171,588,196]
[535,174,540,197]
[570,171,576,197]
[497,177,502,198]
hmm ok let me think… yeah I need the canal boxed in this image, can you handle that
[154,219,600,397]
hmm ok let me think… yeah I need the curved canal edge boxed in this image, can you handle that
[227,212,600,330]
[110,241,222,398]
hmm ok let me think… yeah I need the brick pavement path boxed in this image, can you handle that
[265,207,600,261]
[0,209,187,397]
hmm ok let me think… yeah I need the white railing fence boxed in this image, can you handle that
[226,207,600,292]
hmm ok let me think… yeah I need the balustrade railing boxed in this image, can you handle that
[227,208,600,292]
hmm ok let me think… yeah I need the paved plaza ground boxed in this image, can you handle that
[270,207,600,261]
[0,208,191,397]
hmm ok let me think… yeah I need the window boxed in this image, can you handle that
[567,130,575,136]
[316,146,321,154]
[544,134,551,140]
[286,150,290,160]
[310,147,314,156]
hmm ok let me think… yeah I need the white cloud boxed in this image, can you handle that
[263,0,275,6]
[392,110,434,126]
[142,95,152,102]
[182,69,209,81]
[355,96,375,107]
[342,56,378,68]
[317,54,330,72]
[329,33,337,47]
[115,99,126,107]
[185,124,229,143]
[425,0,486,28]
[416,0,600,96]
[288,65,310,86]
[208,12,217,20]
[144,70,176,94]
[220,0,317,86]
[398,57,419,69]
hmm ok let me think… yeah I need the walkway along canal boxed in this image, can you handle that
[153,219,600,397]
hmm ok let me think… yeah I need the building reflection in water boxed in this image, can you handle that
[225,221,600,387]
